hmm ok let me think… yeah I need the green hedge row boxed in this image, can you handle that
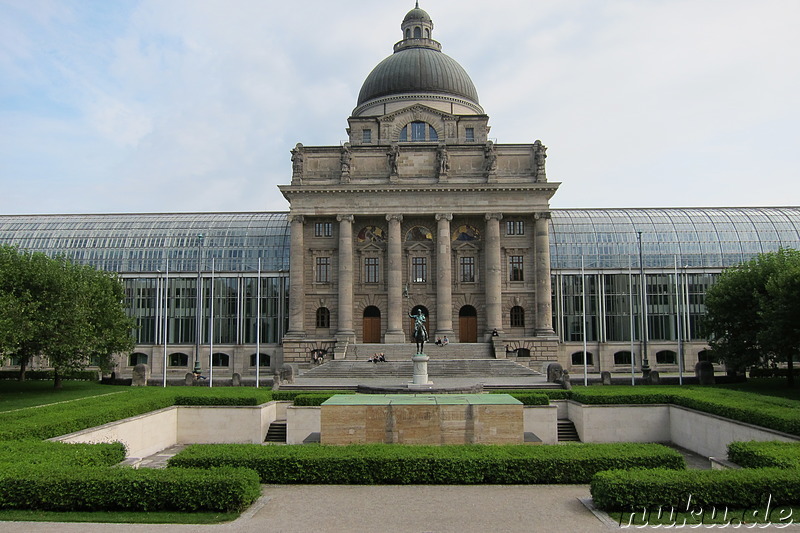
[0,465,260,512]
[0,370,100,381]
[292,394,336,406]
[0,442,125,467]
[728,441,800,469]
[271,390,354,401]
[174,396,261,406]
[591,467,800,511]
[169,442,685,484]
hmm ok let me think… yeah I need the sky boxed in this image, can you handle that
[1,0,799,215]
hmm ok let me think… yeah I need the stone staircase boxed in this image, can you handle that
[557,419,580,442]
[265,419,287,443]
[347,342,493,360]
[299,359,540,379]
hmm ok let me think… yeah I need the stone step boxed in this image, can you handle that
[557,419,580,442]
[300,359,541,379]
[265,419,287,443]
[348,343,493,360]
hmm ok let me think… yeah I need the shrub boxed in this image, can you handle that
[591,467,800,511]
[509,393,549,405]
[169,442,684,485]
[0,441,126,467]
[727,441,800,469]
[174,396,260,406]
[271,390,354,401]
[0,370,99,381]
[0,465,260,512]
[292,394,337,406]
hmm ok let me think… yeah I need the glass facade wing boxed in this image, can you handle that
[0,213,290,273]
[550,207,800,270]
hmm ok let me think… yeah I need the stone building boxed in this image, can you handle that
[279,5,559,363]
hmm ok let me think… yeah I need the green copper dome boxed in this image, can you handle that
[356,6,480,107]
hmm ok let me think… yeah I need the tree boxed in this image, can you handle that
[704,248,800,387]
[0,245,135,387]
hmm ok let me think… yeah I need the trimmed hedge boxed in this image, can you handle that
[168,442,685,484]
[591,467,800,511]
[271,390,354,401]
[0,441,126,467]
[728,441,800,469]
[0,465,260,512]
[292,394,336,406]
[174,396,261,406]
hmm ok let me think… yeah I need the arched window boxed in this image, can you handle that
[129,353,148,366]
[656,350,677,364]
[316,307,330,328]
[516,348,531,358]
[399,122,438,142]
[212,353,230,367]
[250,353,270,367]
[571,351,593,365]
[414,26,421,38]
[169,353,189,367]
[405,29,410,39]
[510,306,525,327]
[424,28,430,38]
[697,349,712,362]
[614,351,632,365]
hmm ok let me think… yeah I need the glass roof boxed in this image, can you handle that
[0,213,290,273]
[1,208,798,274]
[549,207,800,270]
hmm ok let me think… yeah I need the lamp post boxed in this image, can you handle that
[194,233,204,374]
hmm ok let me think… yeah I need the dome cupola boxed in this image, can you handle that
[354,3,482,116]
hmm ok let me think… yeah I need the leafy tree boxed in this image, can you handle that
[0,245,134,387]
[704,248,800,387]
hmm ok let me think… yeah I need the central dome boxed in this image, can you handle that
[356,5,480,108]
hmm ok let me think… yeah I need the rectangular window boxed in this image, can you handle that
[460,257,475,282]
[465,127,474,142]
[362,129,372,143]
[412,257,427,283]
[509,255,524,281]
[316,257,330,283]
[505,220,524,235]
[364,257,379,283]
[314,222,332,237]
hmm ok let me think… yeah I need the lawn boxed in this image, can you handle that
[0,380,122,412]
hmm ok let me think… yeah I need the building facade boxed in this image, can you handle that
[1,7,800,379]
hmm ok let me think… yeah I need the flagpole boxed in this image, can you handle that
[629,256,635,386]
[582,256,588,386]
[163,258,169,388]
[674,256,683,385]
[256,258,261,388]
[209,258,214,388]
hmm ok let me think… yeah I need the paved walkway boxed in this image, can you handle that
[0,485,613,533]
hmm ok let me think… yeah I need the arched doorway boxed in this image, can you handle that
[363,306,382,343]
[459,305,478,343]
[408,305,429,341]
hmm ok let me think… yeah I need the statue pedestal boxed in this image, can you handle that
[409,353,433,389]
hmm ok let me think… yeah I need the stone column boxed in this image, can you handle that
[336,214,355,340]
[285,215,305,337]
[534,212,556,335]
[385,214,405,343]
[485,213,503,335]
[435,213,454,338]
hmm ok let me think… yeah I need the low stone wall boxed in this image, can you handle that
[287,405,321,444]
[565,401,799,456]
[52,401,283,458]
[523,405,558,444]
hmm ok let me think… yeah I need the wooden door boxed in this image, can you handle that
[459,315,477,343]
[363,317,381,343]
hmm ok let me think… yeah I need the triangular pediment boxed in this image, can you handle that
[359,242,384,253]
[407,241,432,252]
[380,103,455,123]
[454,242,480,252]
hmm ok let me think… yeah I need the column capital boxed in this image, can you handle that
[386,214,404,223]
[288,214,304,224]
[435,213,453,222]
[485,213,504,221]
[534,212,551,220]
[336,214,354,223]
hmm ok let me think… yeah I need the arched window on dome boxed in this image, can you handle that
[414,27,421,38]
[424,28,430,38]
[405,28,411,39]
[399,122,438,142]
